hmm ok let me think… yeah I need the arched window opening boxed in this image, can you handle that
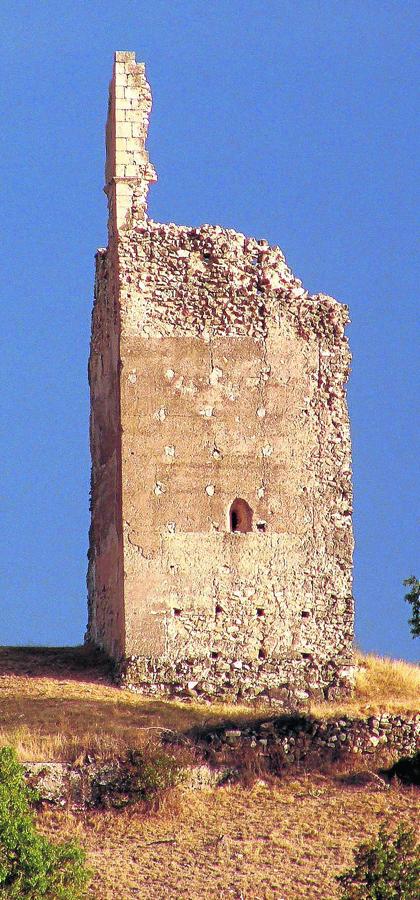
[229,498,253,533]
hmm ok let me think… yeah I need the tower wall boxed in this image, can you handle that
[87,245,124,658]
[87,52,354,705]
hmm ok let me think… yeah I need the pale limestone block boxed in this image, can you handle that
[124,109,140,122]
[124,87,140,99]
[116,122,132,138]
[115,151,131,165]
[115,73,129,88]
[115,182,133,195]
[124,165,139,176]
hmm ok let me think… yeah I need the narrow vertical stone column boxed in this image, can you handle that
[87,52,157,660]
[104,51,157,238]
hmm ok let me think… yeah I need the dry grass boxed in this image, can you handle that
[0,646,418,762]
[39,777,419,899]
[1,646,418,898]
[0,646,257,762]
[311,652,420,719]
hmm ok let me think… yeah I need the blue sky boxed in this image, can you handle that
[1,1,418,660]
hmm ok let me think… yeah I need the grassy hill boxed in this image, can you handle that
[0,646,418,899]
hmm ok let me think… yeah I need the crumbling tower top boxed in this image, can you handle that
[104,51,157,237]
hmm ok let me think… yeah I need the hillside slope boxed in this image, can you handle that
[39,775,418,900]
[0,646,418,899]
[0,646,418,762]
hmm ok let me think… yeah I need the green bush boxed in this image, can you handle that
[0,746,91,899]
[92,748,186,808]
[337,823,420,899]
[128,748,185,797]
[403,576,420,638]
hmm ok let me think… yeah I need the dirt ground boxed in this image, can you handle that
[40,776,419,900]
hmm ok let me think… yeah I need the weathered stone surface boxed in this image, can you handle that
[25,763,79,805]
[87,52,354,704]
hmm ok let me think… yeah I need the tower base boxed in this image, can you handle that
[117,653,356,707]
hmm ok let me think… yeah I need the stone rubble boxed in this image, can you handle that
[184,713,420,763]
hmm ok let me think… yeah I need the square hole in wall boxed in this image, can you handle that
[301,610,310,619]
[173,608,182,617]
[256,608,265,617]
[211,651,220,659]
[302,652,312,660]
[256,522,267,532]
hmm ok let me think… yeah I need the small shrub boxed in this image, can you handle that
[403,576,420,638]
[0,746,91,899]
[92,748,186,808]
[128,748,186,797]
[337,823,420,899]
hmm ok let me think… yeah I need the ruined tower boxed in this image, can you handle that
[87,52,354,704]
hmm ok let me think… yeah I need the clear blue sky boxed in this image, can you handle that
[1,1,418,661]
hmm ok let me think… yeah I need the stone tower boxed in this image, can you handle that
[87,52,354,705]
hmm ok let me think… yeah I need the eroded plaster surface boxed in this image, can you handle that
[87,52,354,704]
